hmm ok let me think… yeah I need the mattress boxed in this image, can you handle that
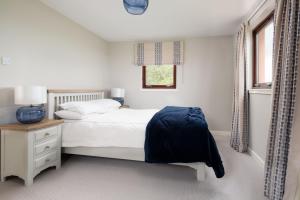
[62,108,159,148]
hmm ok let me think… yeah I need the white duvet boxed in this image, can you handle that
[62,108,159,148]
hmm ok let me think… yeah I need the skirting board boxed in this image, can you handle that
[248,148,265,168]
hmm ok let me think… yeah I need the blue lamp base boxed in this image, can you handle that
[16,105,46,124]
[112,97,124,106]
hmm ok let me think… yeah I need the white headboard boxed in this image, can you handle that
[47,89,105,119]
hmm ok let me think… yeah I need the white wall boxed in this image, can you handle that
[0,0,109,89]
[0,0,109,123]
[109,37,234,131]
[249,92,272,162]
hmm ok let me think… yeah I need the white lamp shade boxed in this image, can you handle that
[14,86,47,105]
[111,88,125,98]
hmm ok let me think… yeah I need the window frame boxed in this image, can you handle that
[252,12,275,89]
[142,65,177,89]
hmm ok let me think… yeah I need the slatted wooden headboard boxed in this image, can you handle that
[47,89,105,119]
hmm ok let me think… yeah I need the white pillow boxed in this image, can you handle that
[91,99,121,109]
[90,99,121,113]
[59,99,121,115]
[55,110,86,120]
[59,101,96,115]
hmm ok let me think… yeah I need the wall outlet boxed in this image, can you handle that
[1,57,12,65]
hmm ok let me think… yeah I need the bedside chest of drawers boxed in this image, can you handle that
[0,119,64,186]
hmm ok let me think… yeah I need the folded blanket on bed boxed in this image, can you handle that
[144,106,225,178]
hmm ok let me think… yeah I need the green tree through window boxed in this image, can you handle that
[143,65,176,88]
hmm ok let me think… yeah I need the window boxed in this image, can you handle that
[253,13,274,88]
[142,65,176,89]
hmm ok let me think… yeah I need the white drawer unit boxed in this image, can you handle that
[34,139,58,156]
[0,120,63,186]
[35,151,58,169]
[34,126,58,142]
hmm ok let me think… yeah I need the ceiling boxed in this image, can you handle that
[40,0,263,42]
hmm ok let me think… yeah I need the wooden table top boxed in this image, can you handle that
[0,119,64,131]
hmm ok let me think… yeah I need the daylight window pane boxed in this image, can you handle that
[146,65,174,86]
[264,22,274,83]
[256,20,274,84]
[257,30,265,83]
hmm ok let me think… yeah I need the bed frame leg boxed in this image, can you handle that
[196,163,206,181]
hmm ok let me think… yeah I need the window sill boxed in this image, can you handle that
[140,88,178,92]
[249,88,272,95]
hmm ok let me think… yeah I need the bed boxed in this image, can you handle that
[48,89,223,181]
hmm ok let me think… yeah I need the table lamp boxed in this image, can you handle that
[111,88,125,105]
[14,86,47,124]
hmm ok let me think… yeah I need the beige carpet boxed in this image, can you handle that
[0,135,267,200]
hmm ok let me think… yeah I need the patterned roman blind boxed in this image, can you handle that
[134,41,184,66]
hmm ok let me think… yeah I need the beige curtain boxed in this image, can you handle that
[230,23,249,153]
[264,0,300,199]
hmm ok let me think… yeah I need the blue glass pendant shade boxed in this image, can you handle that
[112,97,124,106]
[123,0,148,15]
[16,105,46,124]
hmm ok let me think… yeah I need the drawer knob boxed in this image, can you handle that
[45,158,50,163]
[44,146,50,150]
[44,133,50,137]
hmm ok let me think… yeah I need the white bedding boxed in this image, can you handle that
[62,108,159,148]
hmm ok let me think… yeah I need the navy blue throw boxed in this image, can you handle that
[145,106,225,178]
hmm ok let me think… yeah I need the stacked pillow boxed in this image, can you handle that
[54,110,86,120]
[55,99,121,120]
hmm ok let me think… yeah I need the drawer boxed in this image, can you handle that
[35,139,58,156]
[34,126,58,142]
[35,151,57,169]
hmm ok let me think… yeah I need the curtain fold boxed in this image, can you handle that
[134,41,184,66]
[264,0,300,199]
[230,23,249,153]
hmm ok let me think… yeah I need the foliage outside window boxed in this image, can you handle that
[142,65,176,89]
